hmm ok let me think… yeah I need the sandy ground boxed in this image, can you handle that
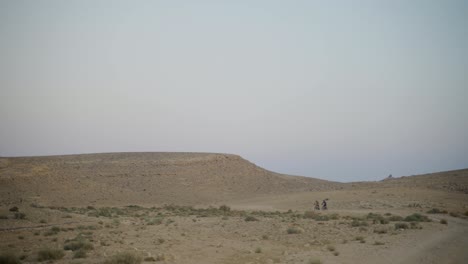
[0,153,467,263]
[1,188,467,264]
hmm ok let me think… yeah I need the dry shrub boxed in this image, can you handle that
[102,252,141,264]
[37,248,64,262]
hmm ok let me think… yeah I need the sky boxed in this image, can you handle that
[1,0,467,182]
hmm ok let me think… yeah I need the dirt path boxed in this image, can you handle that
[0,220,94,232]
[398,216,468,264]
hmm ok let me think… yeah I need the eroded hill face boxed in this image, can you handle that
[0,153,342,207]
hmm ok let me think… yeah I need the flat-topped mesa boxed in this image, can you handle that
[0,152,341,207]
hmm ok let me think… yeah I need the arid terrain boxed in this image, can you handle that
[1,152,467,264]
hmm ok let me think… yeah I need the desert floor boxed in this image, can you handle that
[1,187,467,264]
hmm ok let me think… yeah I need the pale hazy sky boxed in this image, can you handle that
[1,0,467,182]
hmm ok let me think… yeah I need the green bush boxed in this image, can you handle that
[102,252,142,264]
[37,248,64,262]
[404,213,431,222]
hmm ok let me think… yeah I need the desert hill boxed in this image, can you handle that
[348,169,468,194]
[0,152,342,207]
[1,153,468,264]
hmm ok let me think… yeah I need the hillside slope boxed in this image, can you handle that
[0,152,342,206]
[348,169,468,194]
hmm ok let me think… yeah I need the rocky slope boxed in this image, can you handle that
[0,152,342,206]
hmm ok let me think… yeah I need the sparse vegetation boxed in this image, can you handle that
[244,216,259,222]
[404,213,431,222]
[303,211,333,221]
[374,226,388,234]
[146,218,163,225]
[427,208,448,214]
[314,215,330,221]
[102,252,141,264]
[219,205,231,213]
[440,219,448,225]
[0,252,21,264]
[287,227,302,234]
[155,254,165,261]
[37,248,65,262]
[64,240,94,251]
[387,215,404,221]
[309,258,322,264]
[1,153,466,264]
[44,227,61,236]
[329,213,340,220]
[367,212,387,224]
[351,219,368,227]
[355,236,365,243]
[73,249,87,259]
[395,222,409,229]
[14,213,26,220]
[449,212,459,217]
[303,211,318,219]
[0,214,7,219]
